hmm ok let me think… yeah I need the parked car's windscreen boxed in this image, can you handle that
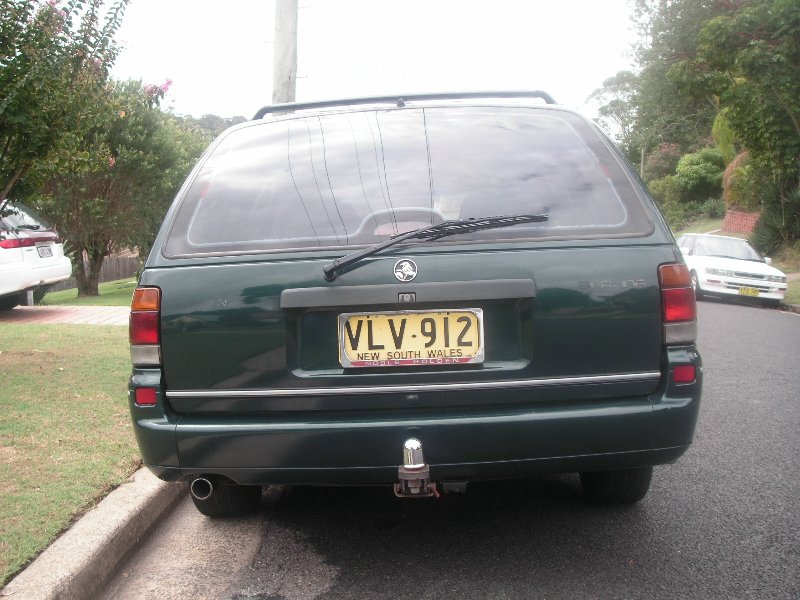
[165,106,653,257]
[690,236,763,262]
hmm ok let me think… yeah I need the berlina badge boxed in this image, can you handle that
[394,259,418,282]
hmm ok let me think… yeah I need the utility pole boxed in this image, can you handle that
[272,0,298,104]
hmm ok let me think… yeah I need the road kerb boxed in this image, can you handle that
[784,302,800,314]
[1,468,187,600]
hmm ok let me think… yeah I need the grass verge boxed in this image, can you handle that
[0,324,138,586]
[40,279,137,307]
[785,282,800,305]
[772,248,800,306]
[673,217,724,236]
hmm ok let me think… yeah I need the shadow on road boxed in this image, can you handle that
[232,476,657,599]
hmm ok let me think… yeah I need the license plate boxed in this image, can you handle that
[338,309,484,368]
[738,287,759,297]
[36,245,53,258]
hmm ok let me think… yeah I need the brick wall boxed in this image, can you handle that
[722,210,760,234]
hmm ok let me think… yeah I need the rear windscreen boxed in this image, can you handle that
[0,202,52,231]
[164,107,653,257]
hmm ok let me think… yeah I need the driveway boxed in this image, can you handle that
[0,305,130,326]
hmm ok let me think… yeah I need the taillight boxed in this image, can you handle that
[662,287,695,322]
[0,237,35,248]
[130,311,159,345]
[130,286,161,366]
[0,238,26,250]
[0,233,59,248]
[659,263,697,344]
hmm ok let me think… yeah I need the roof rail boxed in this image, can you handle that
[252,90,557,120]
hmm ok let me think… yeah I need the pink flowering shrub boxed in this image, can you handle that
[144,79,173,106]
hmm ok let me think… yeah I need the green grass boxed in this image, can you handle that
[785,282,800,305]
[773,249,800,306]
[673,217,724,236]
[0,325,138,586]
[40,279,136,306]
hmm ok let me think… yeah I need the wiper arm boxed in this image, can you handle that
[323,213,548,282]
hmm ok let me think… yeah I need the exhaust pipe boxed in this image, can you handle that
[190,477,214,501]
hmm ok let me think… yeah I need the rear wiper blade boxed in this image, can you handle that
[323,213,548,282]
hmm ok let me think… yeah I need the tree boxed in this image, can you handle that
[30,80,208,295]
[124,106,210,270]
[629,0,725,169]
[589,71,641,161]
[0,0,128,205]
[192,114,247,138]
[672,0,800,247]
[683,0,799,180]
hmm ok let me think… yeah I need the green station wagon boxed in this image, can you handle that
[128,92,701,517]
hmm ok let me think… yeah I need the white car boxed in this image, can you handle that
[0,202,72,311]
[676,233,787,306]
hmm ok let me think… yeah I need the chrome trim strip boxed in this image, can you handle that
[166,372,662,399]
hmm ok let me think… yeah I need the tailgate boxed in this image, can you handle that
[150,244,673,414]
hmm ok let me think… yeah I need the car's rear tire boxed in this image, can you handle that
[190,481,262,517]
[0,293,22,311]
[580,466,653,505]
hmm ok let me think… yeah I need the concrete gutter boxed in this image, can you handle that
[1,469,187,600]
[784,302,800,315]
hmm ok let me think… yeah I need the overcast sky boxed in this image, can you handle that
[112,0,638,119]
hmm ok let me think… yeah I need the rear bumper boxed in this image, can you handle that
[129,348,702,485]
[148,446,691,485]
[0,256,72,297]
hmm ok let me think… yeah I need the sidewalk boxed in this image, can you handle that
[0,305,130,326]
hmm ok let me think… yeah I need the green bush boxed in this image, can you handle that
[725,158,772,212]
[702,197,726,219]
[648,175,691,230]
[648,175,682,206]
[751,186,800,255]
[674,148,725,203]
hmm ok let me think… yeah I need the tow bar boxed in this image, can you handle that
[394,438,439,498]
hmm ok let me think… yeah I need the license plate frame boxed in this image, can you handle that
[738,287,759,297]
[338,308,485,369]
[36,244,53,259]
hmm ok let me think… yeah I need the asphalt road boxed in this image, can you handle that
[104,300,800,600]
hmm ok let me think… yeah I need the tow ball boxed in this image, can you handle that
[394,438,439,498]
